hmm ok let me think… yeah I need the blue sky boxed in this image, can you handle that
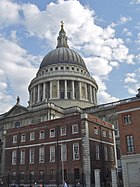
[0,0,140,113]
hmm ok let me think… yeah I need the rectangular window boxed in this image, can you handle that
[104,146,108,161]
[11,171,16,180]
[50,128,55,138]
[72,124,79,134]
[94,126,99,135]
[39,170,44,180]
[20,171,25,180]
[13,135,17,143]
[50,146,55,162]
[12,150,17,165]
[96,144,100,160]
[39,147,45,163]
[60,144,67,161]
[30,170,35,181]
[30,132,35,141]
[39,130,45,139]
[110,147,114,161]
[60,126,66,136]
[21,134,26,142]
[74,168,80,180]
[20,150,25,164]
[73,143,80,160]
[124,114,132,124]
[109,131,112,139]
[50,169,55,180]
[29,148,34,163]
[126,135,134,152]
[103,130,106,138]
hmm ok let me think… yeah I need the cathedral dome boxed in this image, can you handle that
[39,21,86,69]
[40,47,86,69]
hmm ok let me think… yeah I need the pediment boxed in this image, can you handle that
[4,104,28,117]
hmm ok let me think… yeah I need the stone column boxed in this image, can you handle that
[50,81,52,99]
[72,80,75,99]
[43,82,46,101]
[111,169,118,187]
[79,82,82,100]
[89,85,92,102]
[85,83,88,100]
[81,114,91,187]
[37,84,40,102]
[33,87,36,104]
[64,80,67,99]
[57,80,60,99]
[95,169,101,187]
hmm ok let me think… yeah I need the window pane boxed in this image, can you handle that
[73,143,79,160]
[50,146,55,162]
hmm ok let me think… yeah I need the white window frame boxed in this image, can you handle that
[20,149,25,164]
[110,147,114,161]
[50,146,55,162]
[39,147,45,163]
[104,146,108,161]
[30,132,35,141]
[13,135,17,143]
[60,126,66,136]
[94,126,99,135]
[124,114,132,124]
[109,131,112,139]
[12,150,17,165]
[39,130,45,139]
[96,144,100,160]
[21,134,26,142]
[29,148,34,164]
[60,144,67,161]
[73,143,80,160]
[72,124,79,134]
[103,130,106,138]
[50,128,55,138]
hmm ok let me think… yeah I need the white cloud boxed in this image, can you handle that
[0,0,20,28]
[0,0,137,111]
[0,36,38,113]
[130,0,140,4]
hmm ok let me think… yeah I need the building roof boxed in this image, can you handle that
[39,21,87,69]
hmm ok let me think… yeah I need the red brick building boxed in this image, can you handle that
[117,97,140,187]
[4,113,116,186]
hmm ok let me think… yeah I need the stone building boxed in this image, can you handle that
[0,23,118,187]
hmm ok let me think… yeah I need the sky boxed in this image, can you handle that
[0,0,140,114]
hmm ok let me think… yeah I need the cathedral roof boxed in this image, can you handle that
[39,22,87,69]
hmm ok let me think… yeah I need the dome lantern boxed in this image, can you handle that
[56,21,69,48]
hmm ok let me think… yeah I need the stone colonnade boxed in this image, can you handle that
[29,79,97,106]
